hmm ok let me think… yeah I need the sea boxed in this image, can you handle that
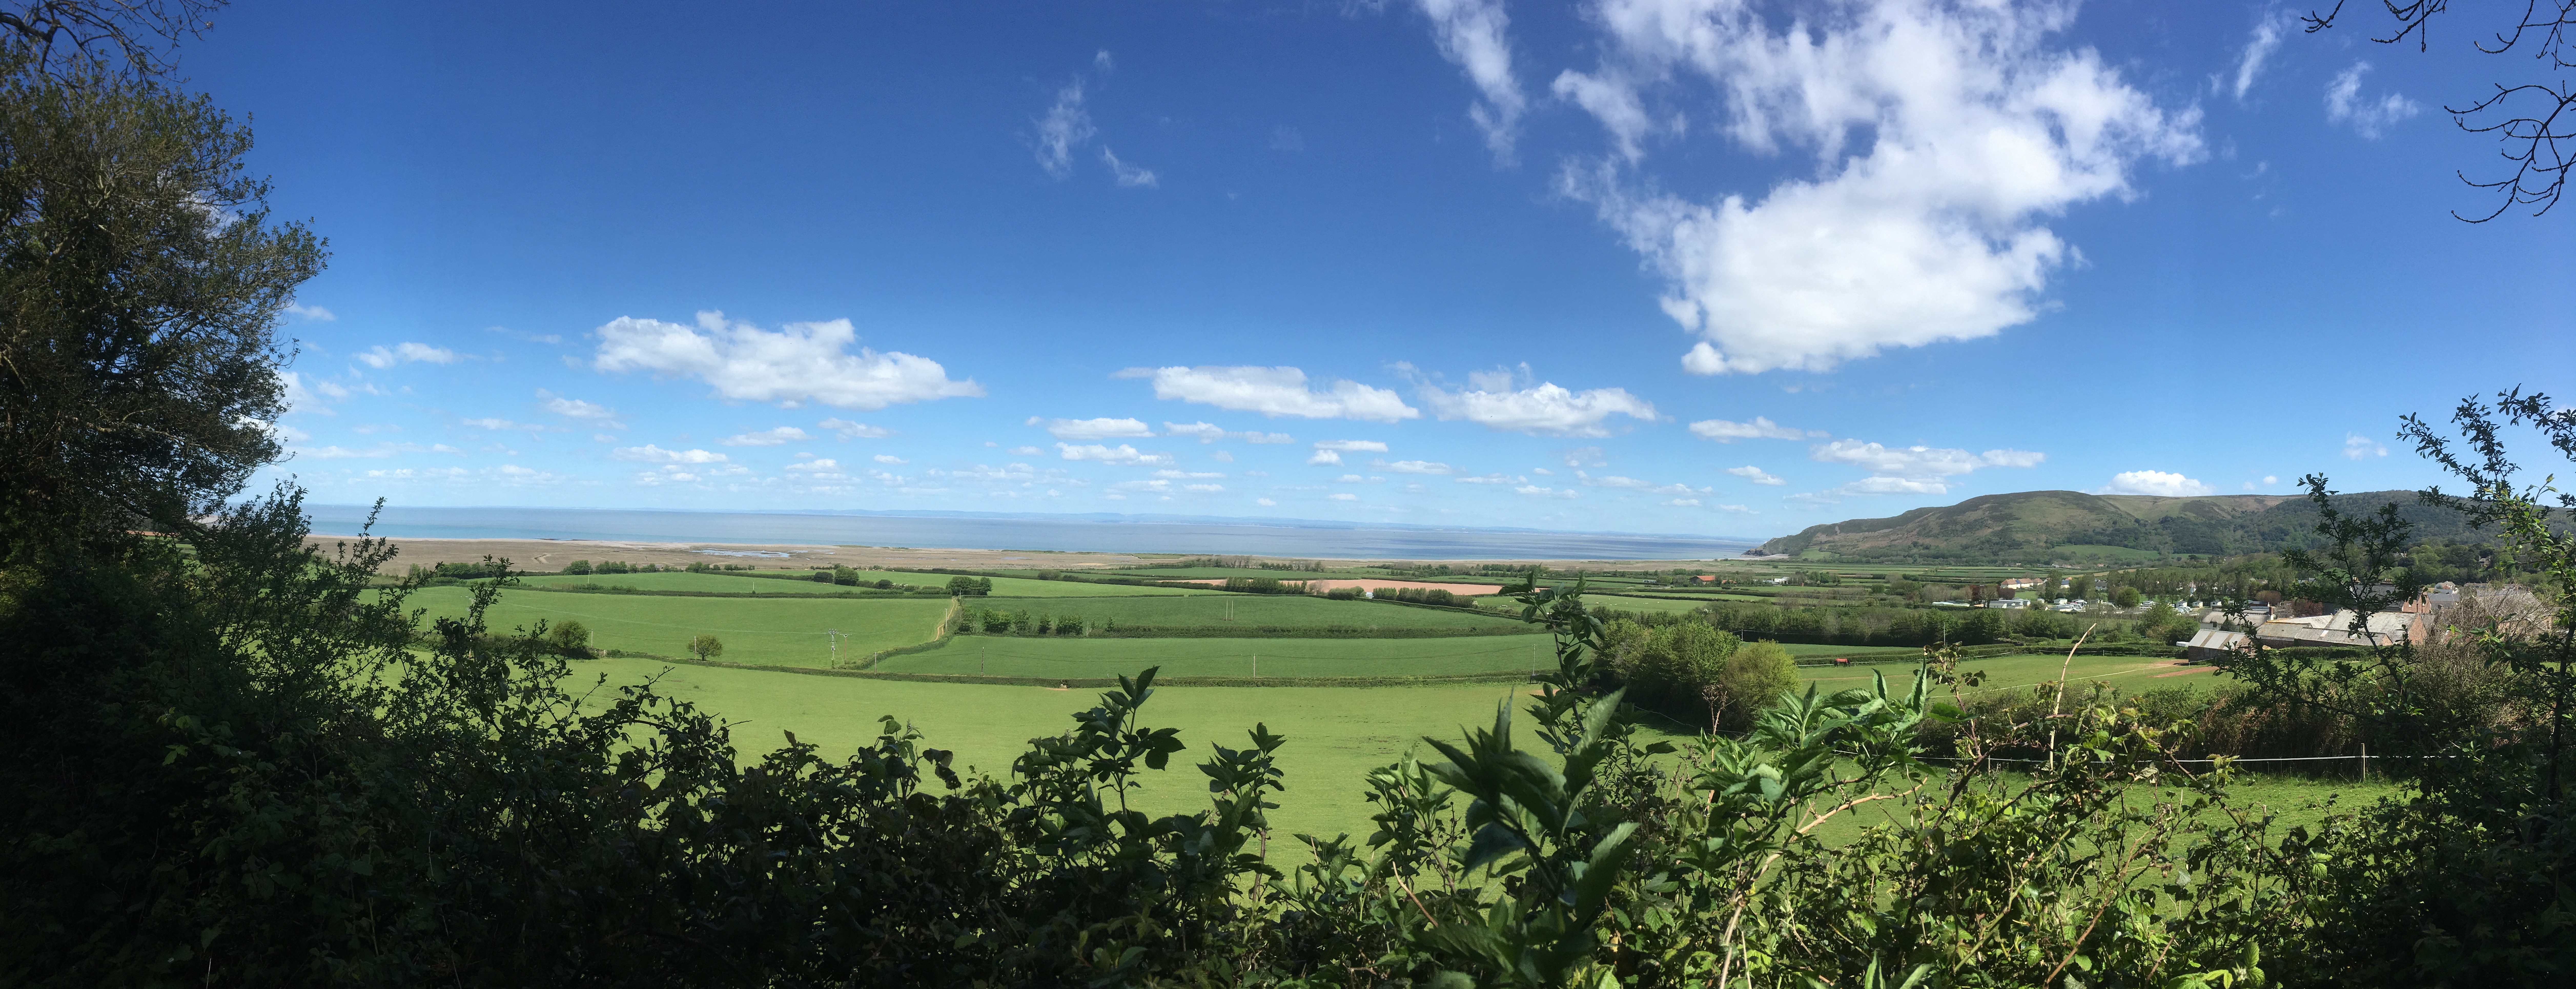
[302,504,1763,561]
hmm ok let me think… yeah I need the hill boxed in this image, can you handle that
[1751,489,2490,563]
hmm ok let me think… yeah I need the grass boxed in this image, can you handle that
[878,635,1560,679]
[1095,567,1348,581]
[412,588,952,668]
[958,594,1528,631]
[888,571,1219,598]
[1796,651,2230,698]
[1587,595,1721,615]
[574,657,1556,860]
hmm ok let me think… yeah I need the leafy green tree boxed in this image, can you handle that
[1716,639,1797,727]
[2112,585,2142,608]
[687,633,721,661]
[560,559,590,574]
[0,35,322,562]
[544,619,589,657]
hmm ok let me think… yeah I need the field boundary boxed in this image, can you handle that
[843,598,965,671]
[599,651,1536,689]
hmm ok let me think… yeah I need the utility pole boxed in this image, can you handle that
[827,628,839,666]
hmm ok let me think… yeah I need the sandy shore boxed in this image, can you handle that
[301,536,1151,572]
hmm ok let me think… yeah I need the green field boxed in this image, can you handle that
[413,588,952,667]
[575,657,1558,855]
[878,635,1558,679]
[886,571,1219,597]
[959,594,1529,631]
[1586,595,1720,615]
[1094,567,1346,581]
[1798,651,2229,698]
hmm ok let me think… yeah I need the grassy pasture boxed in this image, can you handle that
[412,588,952,668]
[886,571,1220,598]
[960,594,1528,631]
[1797,652,2229,699]
[1095,567,1344,581]
[877,635,1558,679]
[1586,595,1721,615]
[574,657,1554,859]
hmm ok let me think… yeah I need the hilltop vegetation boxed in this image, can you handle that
[1754,488,2501,562]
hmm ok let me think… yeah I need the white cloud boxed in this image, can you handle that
[1035,79,1095,178]
[1582,473,1653,490]
[1046,417,1154,440]
[592,433,617,443]
[1382,459,1453,474]
[1330,492,1360,501]
[2325,62,2420,139]
[1314,439,1389,452]
[1154,469,1226,479]
[1712,503,1755,514]
[1557,1,2202,375]
[1100,147,1159,187]
[1803,438,2044,497]
[1558,447,1606,468]
[2264,475,2279,485]
[1453,472,1526,485]
[1163,421,1228,442]
[612,445,728,464]
[355,342,459,368]
[540,392,625,429]
[1690,416,1823,442]
[1243,431,1297,444]
[592,310,982,410]
[1412,0,1527,164]
[785,458,840,472]
[1185,483,1225,492]
[1123,365,1418,422]
[874,454,908,465]
[2344,433,2389,459]
[818,417,893,440]
[1663,498,1701,507]
[1057,442,1171,465]
[1726,465,1786,486]
[1212,450,1235,462]
[460,417,544,432]
[1009,446,1045,456]
[1513,485,1579,500]
[285,303,336,322]
[2227,10,2294,100]
[1308,449,1342,466]
[1256,497,1277,506]
[2094,470,2215,497]
[722,426,810,447]
[1416,379,1654,437]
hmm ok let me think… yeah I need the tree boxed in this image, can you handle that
[1715,639,1797,728]
[561,559,590,575]
[2305,0,2576,220]
[2113,585,2142,608]
[545,619,589,658]
[687,634,722,661]
[0,35,323,562]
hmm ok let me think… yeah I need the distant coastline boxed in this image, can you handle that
[300,504,1764,561]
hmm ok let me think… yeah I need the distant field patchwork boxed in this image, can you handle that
[412,588,952,668]
[876,635,1556,679]
[957,594,1529,631]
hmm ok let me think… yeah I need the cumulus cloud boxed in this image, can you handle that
[1212,450,1235,462]
[2095,470,2216,497]
[1514,485,1580,500]
[1044,417,1154,440]
[2344,433,2389,459]
[592,310,982,410]
[1330,492,1361,501]
[1256,497,1277,506]
[1804,438,2045,497]
[1314,439,1389,452]
[1243,431,1297,443]
[1690,416,1823,442]
[460,417,544,432]
[723,426,810,446]
[1308,449,1343,466]
[612,445,728,464]
[355,342,459,368]
[1663,498,1701,507]
[1153,469,1226,479]
[1453,472,1526,485]
[1412,0,1527,164]
[1163,421,1227,442]
[1726,465,1786,486]
[539,392,625,428]
[1415,376,1654,437]
[1711,503,1756,514]
[1381,459,1453,475]
[2326,62,2420,140]
[1556,1,2202,375]
[1057,442,1171,465]
[285,303,337,322]
[1009,445,1045,456]
[818,417,893,440]
[1122,365,1419,422]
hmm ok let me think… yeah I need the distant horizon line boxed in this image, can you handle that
[295,502,1771,546]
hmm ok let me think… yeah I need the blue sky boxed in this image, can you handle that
[198,0,2570,538]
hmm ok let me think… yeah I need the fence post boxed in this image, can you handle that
[2360,742,2369,783]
